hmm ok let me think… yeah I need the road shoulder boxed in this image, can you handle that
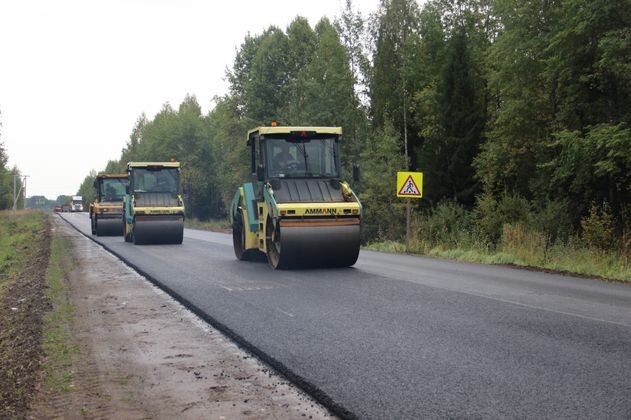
[30,215,333,419]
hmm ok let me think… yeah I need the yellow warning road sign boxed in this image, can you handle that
[397,172,423,198]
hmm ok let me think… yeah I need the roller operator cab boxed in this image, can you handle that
[230,126,362,269]
[90,173,128,236]
[123,162,185,245]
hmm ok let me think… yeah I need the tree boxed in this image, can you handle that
[26,195,55,210]
[547,123,631,225]
[546,0,631,129]
[103,159,125,174]
[474,0,559,197]
[335,0,371,105]
[55,195,72,206]
[245,28,291,123]
[370,0,422,154]
[0,108,9,209]
[359,122,407,240]
[121,113,147,164]
[419,26,483,205]
[289,18,366,171]
[77,170,97,207]
[283,17,318,124]
[206,97,256,211]
[228,33,267,117]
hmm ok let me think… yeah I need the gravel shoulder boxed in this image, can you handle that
[30,215,333,419]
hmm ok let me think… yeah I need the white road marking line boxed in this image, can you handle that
[446,286,631,329]
[277,309,294,318]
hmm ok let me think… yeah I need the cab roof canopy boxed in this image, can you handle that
[247,126,342,145]
[96,173,128,180]
[127,161,181,169]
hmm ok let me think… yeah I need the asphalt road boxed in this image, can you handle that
[60,212,631,419]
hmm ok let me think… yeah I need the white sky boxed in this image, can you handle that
[0,0,380,199]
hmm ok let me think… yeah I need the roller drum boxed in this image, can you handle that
[133,215,184,245]
[95,217,124,236]
[270,222,360,268]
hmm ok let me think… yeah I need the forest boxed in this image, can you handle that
[0,111,24,210]
[76,0,631,277]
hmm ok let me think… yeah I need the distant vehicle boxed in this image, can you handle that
[53,205,62,212]
[62,204,71,212]
[71,195,84,212]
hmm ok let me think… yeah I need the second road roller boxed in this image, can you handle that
[230,125,362,269]
[90,173,128,236]
[123,161,185,245]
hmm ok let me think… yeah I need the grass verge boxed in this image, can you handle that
[0,210,46,285]
[365,239,631,282]
[0,210,50,417]
[41,232,78,393]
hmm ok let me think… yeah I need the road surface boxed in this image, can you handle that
[60,212,631,419]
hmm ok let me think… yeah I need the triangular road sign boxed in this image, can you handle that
[398,175,421,196]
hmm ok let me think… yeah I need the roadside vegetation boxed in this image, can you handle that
[0,110,25,210]
[40,233,77,393]
[74,0,630,281]
[367,198,630,282]
[0,210,50,417]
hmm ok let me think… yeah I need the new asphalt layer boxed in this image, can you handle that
[60,212,631,419]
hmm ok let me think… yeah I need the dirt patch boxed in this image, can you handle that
[29,215,334,419]
[0,218,51,418]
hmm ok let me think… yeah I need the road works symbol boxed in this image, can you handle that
[396,172,423,198]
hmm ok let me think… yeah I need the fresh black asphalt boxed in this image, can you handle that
[60,213,631,419]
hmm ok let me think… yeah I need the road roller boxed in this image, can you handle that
[123,161,185,245]
[90,173,128,236]
[230,125,362,269]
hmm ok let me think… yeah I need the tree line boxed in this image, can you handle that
[77,0,631,251]
[0,109,24,210]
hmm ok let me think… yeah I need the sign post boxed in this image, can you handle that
[396,172,423,248]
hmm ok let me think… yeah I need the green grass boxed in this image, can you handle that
[185,217,231,231]
[365,238,631,282]
[41,233,78,393]
[0,210,46,297]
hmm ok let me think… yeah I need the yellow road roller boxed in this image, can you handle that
[230,126,362,269]
[123,161,185,245]
[90,173,128,236]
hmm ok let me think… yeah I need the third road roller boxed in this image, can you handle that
[123,161,185,245]
[230,125,362,269]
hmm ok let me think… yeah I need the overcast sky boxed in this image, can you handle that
[0,0,380,199]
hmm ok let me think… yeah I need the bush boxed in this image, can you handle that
[501,223,549,264]
[581,202,617,250]
[474,192,531,246]
[412,200,473,250]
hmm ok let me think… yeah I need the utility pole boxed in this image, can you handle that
[22,175,29,209]
[12,173,17,212]
[12,174,28,212]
